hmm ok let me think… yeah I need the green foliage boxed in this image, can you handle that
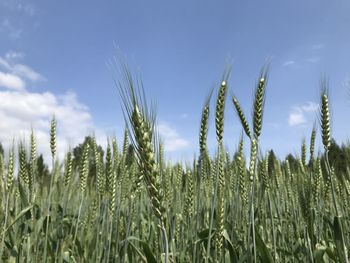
[0,70,349,263]
[73,136,104,184]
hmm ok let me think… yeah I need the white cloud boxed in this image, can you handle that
[0,52,105,163]
[180,113,188,119]
[288,109,306,126]
[5,51,25,61]
[288,101,319,126]
[282,60,295,67]
[312,43,325,50]
[17,3,36,16]
[0,1,36,16]
[306,57,320,63]
[0,57,11,69]
[11,64,43,81]
[0,51,44,85]
[0,89,101,162]
[158,123,189,152]
[301,101,318,112]
[0,72,25,90]
[0,19,22,39]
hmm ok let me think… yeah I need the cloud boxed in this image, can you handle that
[5,51,25,61]
[158,123,189,152]
[180,113,188,119]
[301,101,318,112]
[0,51,44,88]
[0,90,100,162]
[306,57,320,63]
[0,72,25,90]
[17,3,36,16]
[288,109,306,126]
[0,52,104,163]
[282,60,295,67]
[312,43,325,50]
[11,64,43,81]
[288,101,318,126]
[0,1,36,16]
[0,19,22,39]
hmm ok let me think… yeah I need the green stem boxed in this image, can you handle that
[206,153,220,263]
[73,195,84,245]
[161,221,169,263]
[324,151,348,263]
[43,158,56,261]
[0,194,10,259]
[268,193,277,261]
[247,140,259,263]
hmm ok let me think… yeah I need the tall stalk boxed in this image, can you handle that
[43,117,57,262]
[117,67,169,263]
[320,88,348,263]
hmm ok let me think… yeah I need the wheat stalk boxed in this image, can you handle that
[320,84,348,263]
[117,66,169,263]
[232,95,251,139]
[215,81,228,144]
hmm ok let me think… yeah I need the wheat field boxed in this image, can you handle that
[0,68,349,263]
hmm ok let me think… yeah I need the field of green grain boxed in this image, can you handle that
[0,68,349,262]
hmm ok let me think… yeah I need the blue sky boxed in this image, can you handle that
[0,0,349,161]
